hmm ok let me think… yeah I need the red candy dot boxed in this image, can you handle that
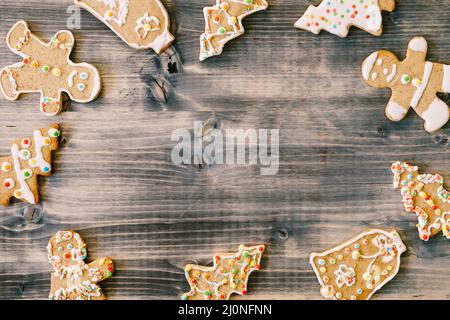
[23,58,29,64]
[4,182,10,188]
[242,290,247,295]
[258,246,264,252]
[219,294,225,300]
[64,253,71,259]
[256,264,261,270]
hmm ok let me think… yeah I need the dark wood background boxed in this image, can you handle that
[0,0,449,300]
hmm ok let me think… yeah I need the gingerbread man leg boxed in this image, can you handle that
[420,98,450,133]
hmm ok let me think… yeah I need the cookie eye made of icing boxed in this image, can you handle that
[67,243,73,250]
[79,72,89,80]
[57,246,63,252]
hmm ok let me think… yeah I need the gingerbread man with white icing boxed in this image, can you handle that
[0,21,101,116]
[362,37,450,133]
[48,230,114,300]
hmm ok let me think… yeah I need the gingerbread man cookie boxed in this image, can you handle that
[310,229,406,300]
[391,162,450,241]
[295,0,395,37]
[48,230,114,300]
[182,244,264,300]
[75,0,175,53]
[0,21,101,117]
[0,124,60,207]
[200,0,269,61]
[362,37,450,133]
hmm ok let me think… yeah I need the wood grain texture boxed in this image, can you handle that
[0,0,449,300]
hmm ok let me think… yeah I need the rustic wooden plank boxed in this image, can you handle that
[0,0,449,300]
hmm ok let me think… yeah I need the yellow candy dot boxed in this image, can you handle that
[419,191,427,198]
[230,16,237,25]
[144,24,151,31]
[363,273,372,281]
[31,60,39,68]
[52,68,61,77]
[14,190,22,197]
[230,283,237,289]
[320,267,327,273]
[387,266,393,271]
[221,2,229,10]
[107,10,114,17]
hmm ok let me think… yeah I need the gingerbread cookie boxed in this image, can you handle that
[182,244,264,300]
[200,0,269,61]
[75,0,175,54]
[0,124,60,207]
[48,230,114,300]
[295,0,395,37]
[391,162,450,241]
[0,21,101,117]
[310,229,406,300]
[362,37,450,133]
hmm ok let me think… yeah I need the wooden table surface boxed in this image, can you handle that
[0,0,449,300]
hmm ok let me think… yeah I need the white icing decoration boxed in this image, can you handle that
[422,98,450,133]
[19,149,31,160]
[411,62,433,108]
[320,285,335,299]
[372,72,378,80]
[21,138,31,148]
[386,101,407,121]
[29,129,52,173]
[1,162,11,172]
[11,144,35,204]
[68,70,77,87]
[362,52,378,81]
[48,128,60,138]
[295,1,383,37]
[4,68,18,93]
[80,72,89,80]
[409,37,428,53]
[401,74,411,85]
[443,65,450,93]
[386,64,397,82]
[101,0,129,26]
[334,265,356,288]
[377,59,383,66]
[366,5,382,32]
[22,168,33,180]
[383,68,389,75]
[135,13,160,39]
[3,178,15,189]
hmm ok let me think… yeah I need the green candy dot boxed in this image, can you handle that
[244,0,253,3]
[243,251,250,258]
[42,66,49,73]
[204,290,211,296]
[232,268,239,275]
[218,27,226,35]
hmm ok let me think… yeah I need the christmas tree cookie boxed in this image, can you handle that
[182,244,265,300]
[48,230,114,300]
[295,0,395,37]
[391,162,450,241]
[310,229,406,300]
[200,0,269,61]
[0,124,60,206]
[0,21,101,116]
[75,0,175,54]
[362,37,450,133]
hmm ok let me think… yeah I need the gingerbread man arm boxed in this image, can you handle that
[88,257,114,283]
[406,37,428,62]
[385,92,410,122]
